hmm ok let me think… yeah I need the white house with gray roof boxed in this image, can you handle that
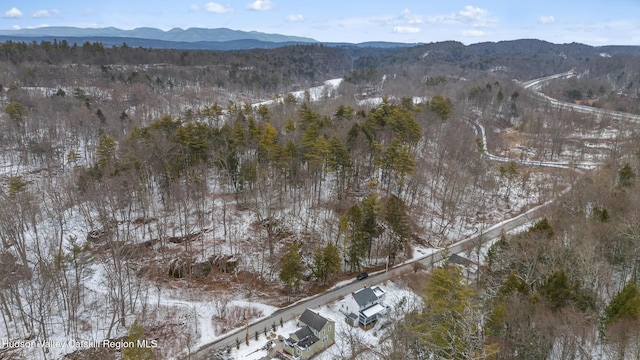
[339,285,387,327]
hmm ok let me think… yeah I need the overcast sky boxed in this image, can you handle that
[1,1,639,46]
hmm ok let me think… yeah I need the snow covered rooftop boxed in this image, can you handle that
[361,304,386,318]
[371,286,386,298]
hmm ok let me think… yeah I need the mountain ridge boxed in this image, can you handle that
[0,26,638,55]
[0,26,317,43]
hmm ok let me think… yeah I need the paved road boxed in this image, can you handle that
[520,69,640,123]
[185,70,623,359]
[469,119,596,172]
[186,198,550,359]
[520,70,576,90]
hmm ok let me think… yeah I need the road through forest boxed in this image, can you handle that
[185,70,633,359]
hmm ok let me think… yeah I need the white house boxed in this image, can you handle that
[340,286,387,327]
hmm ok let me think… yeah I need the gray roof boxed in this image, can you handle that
[294,326,314,340]
[448,254,475,267]
[299,309,329,332]
[294,326,319,348]
[352,287,378,307]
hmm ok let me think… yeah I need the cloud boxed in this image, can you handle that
[287,14,304,22]
[32,9,60,18]
[390,6,496,30]
[457,6,486,20]
[189,4,200,12]
[246,0,273,11]
[393,26,420,34]
[538,16,555,24]
[205,2,233,14]
[398,8,423,25]
[12,25,20,30]
[461,29,485,37]
[4,7,23,18]
[454,6,495,27]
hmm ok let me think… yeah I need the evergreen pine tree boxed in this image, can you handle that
[414,266,479,359]
[122,320,153,360]
[605,279,640,325]
[384,195,411,264]
[339,204,367,272]
[619,163,636,187]
[539,269,573,310]
[279,243,304,300]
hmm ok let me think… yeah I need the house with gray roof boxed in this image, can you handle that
[283,309,335,360]
[339,285,387,327]
[448,253,479,279]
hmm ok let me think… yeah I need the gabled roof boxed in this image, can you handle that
[287,326,319,349]
[299,309,329,332]
[352,287,378,307]
[294,326,314,341]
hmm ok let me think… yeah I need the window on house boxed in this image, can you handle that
[323,335,328,342]
[328,325,332,331]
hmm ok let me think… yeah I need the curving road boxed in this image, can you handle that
[184,71,634,359]
[521,69,640,123]
[470,118,597,172]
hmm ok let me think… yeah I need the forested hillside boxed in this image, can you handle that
[0,41,351,96]
[0,39,639,359]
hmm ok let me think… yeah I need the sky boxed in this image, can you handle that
[0,1,639,46]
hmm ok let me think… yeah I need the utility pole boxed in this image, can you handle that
[245,311,250,346]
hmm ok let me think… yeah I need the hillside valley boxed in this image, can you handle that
[0,38,639,359]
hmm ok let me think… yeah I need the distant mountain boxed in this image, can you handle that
[0,27,638,56]
[0,27,427,51]
[0,26,317,44]
[327,41,421,48]
[0,35,317,51]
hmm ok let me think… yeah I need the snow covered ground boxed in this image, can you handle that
[224,280,422,360]
[253,78,343,108]
[0,69,628,360]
